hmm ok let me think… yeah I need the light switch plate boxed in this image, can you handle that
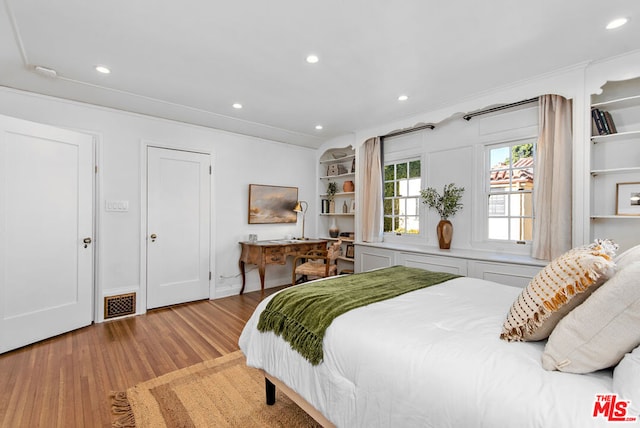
[105,200,129,212]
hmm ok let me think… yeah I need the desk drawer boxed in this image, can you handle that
[265,248,285,263]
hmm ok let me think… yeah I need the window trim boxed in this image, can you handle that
[382,154,426,242]
[471,137,537,254]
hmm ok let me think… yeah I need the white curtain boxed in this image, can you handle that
[361,137,384,242]
[532,94,573,260]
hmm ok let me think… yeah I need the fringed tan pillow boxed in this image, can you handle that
[500,240,617,342]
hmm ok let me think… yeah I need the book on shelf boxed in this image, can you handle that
[591,108,617,136]
[603,111,617,134]
[321,199,329,213]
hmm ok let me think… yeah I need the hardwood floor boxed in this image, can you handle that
[0,287,282,428]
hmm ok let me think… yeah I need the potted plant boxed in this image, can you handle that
[420,183,465,249]
[327,181,337,213]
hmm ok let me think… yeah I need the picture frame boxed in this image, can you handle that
[345,244,355,259]
[616,182,640,216]
[248,184,298,224]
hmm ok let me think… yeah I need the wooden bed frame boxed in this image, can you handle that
[261,370,335,428]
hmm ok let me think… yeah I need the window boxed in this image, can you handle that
[486,141,535,242]
[384,159,421,235]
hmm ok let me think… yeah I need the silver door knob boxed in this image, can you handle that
[150,233,157,242]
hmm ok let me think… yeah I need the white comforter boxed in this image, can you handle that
[239,277,617,428]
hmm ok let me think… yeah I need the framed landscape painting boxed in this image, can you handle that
[248,184,298,224]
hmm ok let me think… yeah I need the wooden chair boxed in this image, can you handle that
[292,240,342,285]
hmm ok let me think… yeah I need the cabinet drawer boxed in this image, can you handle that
[467,261,542,288]
[397,252,467,275]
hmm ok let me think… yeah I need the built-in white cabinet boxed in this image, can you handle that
[589,77,640,252]
[318,146,356,272]
[354,243,546,288]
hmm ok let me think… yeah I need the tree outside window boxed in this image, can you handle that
[384,159,421,235]
[487,142,535,241]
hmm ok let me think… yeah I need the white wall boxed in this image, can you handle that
[379,104,538,254]
[0,87,316,321]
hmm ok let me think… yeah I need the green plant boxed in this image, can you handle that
[420,183,465,220]
[327,181,338,201]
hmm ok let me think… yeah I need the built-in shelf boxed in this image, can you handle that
[589,77,640,252]
[320,213,355,216]
[591,215,640,219]
[591,94,640,110]
[319,146,356,267]
[590,167,640,176]
[591,130,640,143]
[321,236,355,243]
[320,173,355,180]
[319,154,355,164]
[320,192,355,197]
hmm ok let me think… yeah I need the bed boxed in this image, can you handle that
[239,255,640,427]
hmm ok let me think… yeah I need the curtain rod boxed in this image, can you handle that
[380,97,537,137]
[463,97,538,121]
[381,123,435,139]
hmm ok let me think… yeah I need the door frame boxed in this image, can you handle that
[139,140,215,314]
[87,131,100,324]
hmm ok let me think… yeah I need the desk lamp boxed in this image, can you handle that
[293,201,308,240]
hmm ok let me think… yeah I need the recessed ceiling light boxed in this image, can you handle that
[95,65,111,74]
[398,95,409,101]
[306,55,319,64]
[606,17,628,30]
[232,103,243,109]
[315,125,323,130]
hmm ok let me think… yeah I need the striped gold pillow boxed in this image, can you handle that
[500,240,617,342]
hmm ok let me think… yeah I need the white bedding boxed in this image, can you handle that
[239,276,617,428]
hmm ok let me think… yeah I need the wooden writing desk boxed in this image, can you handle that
[238,239,328,294]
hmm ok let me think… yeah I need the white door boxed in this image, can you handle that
[147,147,210,309]
[0,115,94,354]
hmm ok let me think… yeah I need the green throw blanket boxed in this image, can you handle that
[257,265,461,365]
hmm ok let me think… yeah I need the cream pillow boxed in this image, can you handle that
[615,243,640,270]
[613,346,640,416]
[500,240,617,342]
[541,261,640,373]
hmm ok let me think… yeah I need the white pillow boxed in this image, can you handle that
[615,243,640,270]
[613,346,640,416]
[541,261,640,373]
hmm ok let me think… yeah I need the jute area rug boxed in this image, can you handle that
[111,350,321,427]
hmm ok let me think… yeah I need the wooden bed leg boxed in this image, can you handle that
[265,377,276,405]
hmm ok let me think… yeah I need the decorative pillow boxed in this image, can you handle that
[615,243,640,270]
[541,261,640,373]
[613,345,640,416]
[500,239,617,342]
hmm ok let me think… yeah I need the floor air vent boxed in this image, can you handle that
[104,293,136,319]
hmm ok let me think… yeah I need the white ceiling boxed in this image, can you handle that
[1,1,639,149]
